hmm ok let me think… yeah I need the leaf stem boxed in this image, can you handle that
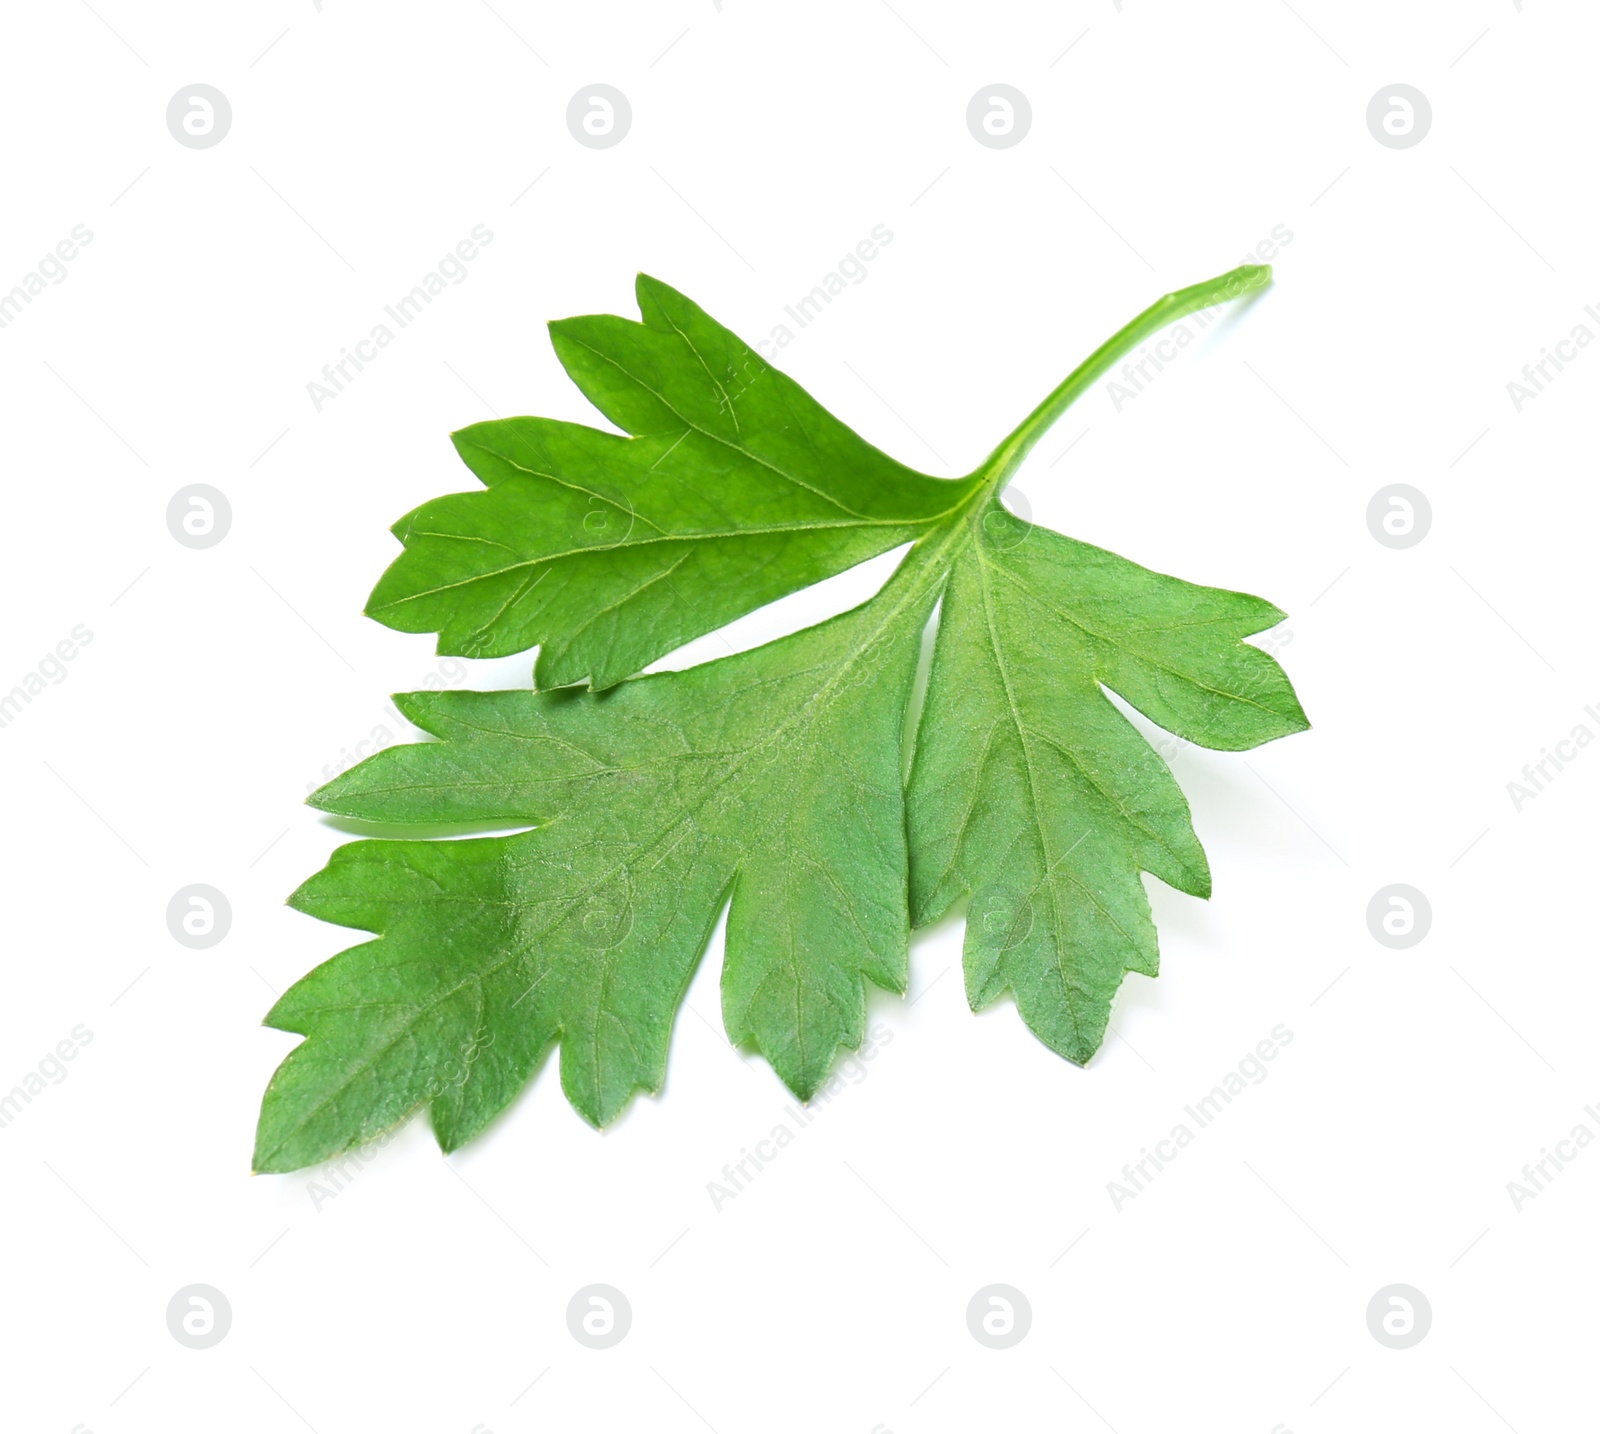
[975,263,1272,489]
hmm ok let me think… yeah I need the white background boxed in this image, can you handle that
[1,2,1593,1430]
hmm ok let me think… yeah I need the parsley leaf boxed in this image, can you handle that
[365,274,977,691]
[256,561,934,1171]
[907,507,1304,1063]
[255,264,1307,1172]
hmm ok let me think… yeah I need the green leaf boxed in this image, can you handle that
[905,503,1305,1064]
[254,560,937,1172]
[258,263,1308,1171]
[365,274,977,691]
